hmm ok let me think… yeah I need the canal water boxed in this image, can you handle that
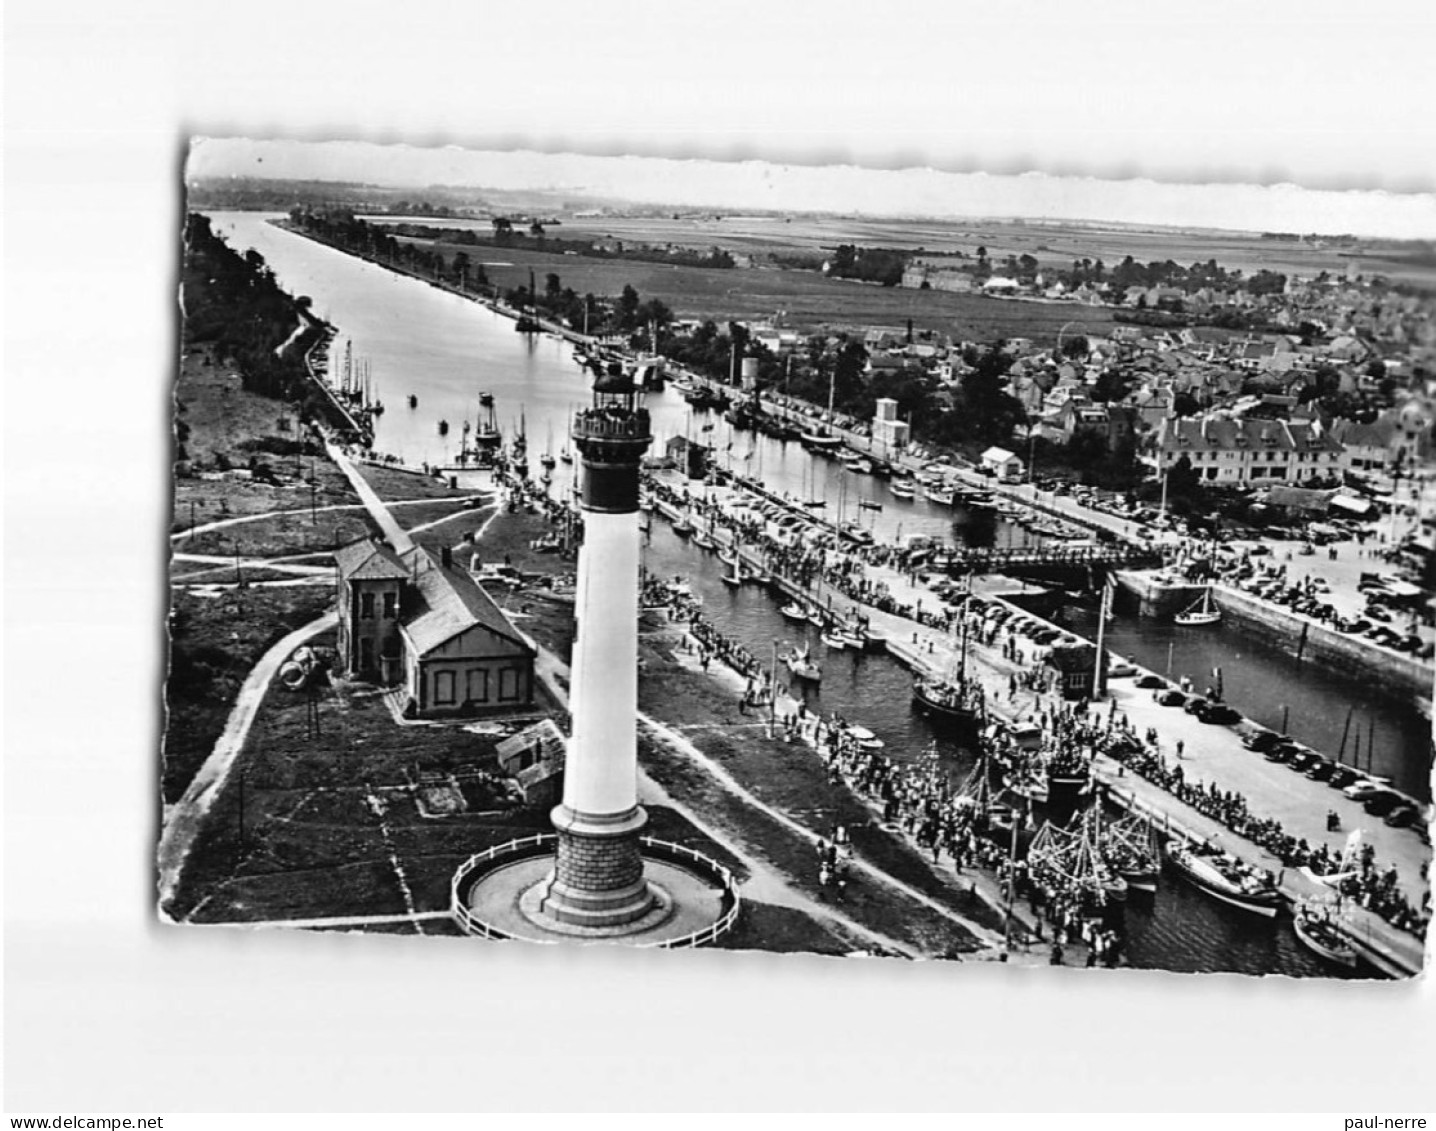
[205,211,1391,977]
[1058,604,1432,803]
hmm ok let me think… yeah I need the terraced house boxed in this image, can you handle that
[1153,415,1346,487]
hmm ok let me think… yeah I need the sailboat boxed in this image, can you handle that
[799,366,844,453]
[782,642,822,683]
[911,583,983,736]
[540,424,557,470]
[1175,588,1221,626]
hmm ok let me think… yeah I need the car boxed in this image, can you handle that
[1242,729,1281,752]
[1183,697,1209,716]
[1305,758,1337,782]
[1362,790,1405,817]
[1198,702,1241,725]
[1136,674,1166,690]
[1327,767,1359,791]
[1343,779,1387,801]
[1157,690,1187,707]
[1384,805,1422,829]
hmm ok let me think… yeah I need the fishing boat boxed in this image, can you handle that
[559,448,573,465]
[843,456,873,474]
[780,602,809,623]
[437,419,449,437]
[1028,816,1129,912]
[925,484,956,506]
[1100,812,1161,892]
[911,585,983,737]
[672,513,694,538]
[1292,902,1359,970]
[857,499,882,512]
[806,607,828,627]
[1166,842,1281,917]
[890,481,916,500]
[692,528,715,551]
[1044,743,1092,798]
[1175,589,1221,626]
[783,644,822,683]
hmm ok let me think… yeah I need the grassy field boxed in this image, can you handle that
[428,237,1114,343]
[174,343,359,525]
[162,589,336,806]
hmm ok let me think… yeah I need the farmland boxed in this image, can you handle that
[420,237,1117,344]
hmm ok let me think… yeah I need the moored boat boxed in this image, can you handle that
[1175,588,1221,627]
[783,644,822,683]
[1292,904,1360,970]
[1167,842,1281,917]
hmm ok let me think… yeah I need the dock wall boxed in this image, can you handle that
[1211,585,1434,702]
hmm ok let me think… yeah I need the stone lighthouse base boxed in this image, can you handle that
[453,834,738,947]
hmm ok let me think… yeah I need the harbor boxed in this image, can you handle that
[197,209,1432,978]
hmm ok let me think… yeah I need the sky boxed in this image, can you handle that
[189,138,1436,239]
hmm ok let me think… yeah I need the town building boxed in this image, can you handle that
[871,397,911,452]
[334,538,537,718]
[1153,415,1346,487]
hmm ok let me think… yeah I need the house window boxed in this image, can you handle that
[499,668,521,701]
[360,592,375,620]
[434,670,456,705]
[382,592,397,619]
[467,668,489,703]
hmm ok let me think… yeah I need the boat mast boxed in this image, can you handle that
[1094,573,1112,700]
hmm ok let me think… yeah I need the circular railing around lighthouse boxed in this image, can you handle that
[451,834,741,948]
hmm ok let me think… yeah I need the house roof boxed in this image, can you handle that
[334,538,409,581]
[981,446,1018,463]
[401,547,534,657]
[1159,416,1344,455]
[496,718,567,775]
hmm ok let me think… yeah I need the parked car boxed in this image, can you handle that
[1198,702,1241,725]
[1136,674,1166,690]
[1157,690,1187,707]
[1384,805,1421,829]
[1183,697,1209,716]
[1287,752,1317,773]
[1242,730,1281,752]
[1362,790,1405,817]
[1304,758,1337,782]
[1327,768,1359,791]
[1343,779,1387,801]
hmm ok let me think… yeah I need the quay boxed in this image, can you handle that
[643,474,1428,975]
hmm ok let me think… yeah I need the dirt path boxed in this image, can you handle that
[157,610,339,914]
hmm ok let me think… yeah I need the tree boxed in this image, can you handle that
[491,217,513,243]
[1060,334,1090,360]
[1092,368,1134,403]
[529,221,546,238]
[545,272,562,300]
[616,284,641,330]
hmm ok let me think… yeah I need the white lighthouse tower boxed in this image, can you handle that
[452,366,736,946]
[534,368,664,928]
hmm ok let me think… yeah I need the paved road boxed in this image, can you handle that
[324,440,414,553]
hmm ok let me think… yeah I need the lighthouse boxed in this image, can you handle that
[533,367,664,928]
[452,365,737,946]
